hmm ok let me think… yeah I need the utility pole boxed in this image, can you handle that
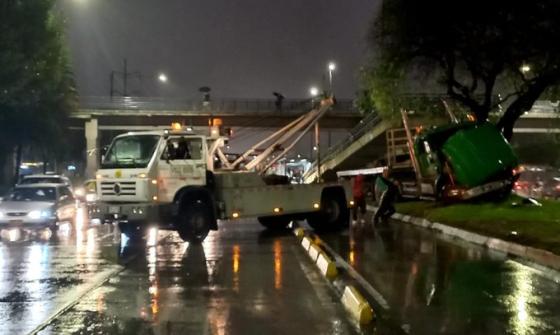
[315,122,321,182]
[110,58,140,97]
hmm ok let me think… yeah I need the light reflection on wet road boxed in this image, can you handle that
[0,206,120,335]
[320,221,560,335]
[0,216,360,335]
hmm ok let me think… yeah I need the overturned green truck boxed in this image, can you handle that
[387,112,520,201]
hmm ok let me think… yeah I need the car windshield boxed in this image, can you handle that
[8,187,56,202]
[102,135,160,169]
[20,177,65,184]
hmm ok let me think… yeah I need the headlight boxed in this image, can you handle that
[28,210,52,219]
[0,211,4,218]
[28,210,41,219]
[85,193,97,202]
[75,188,85,197]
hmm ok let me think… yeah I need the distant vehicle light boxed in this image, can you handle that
[313,203,320,209]
[273,207,282,213]
[232,212,240,218]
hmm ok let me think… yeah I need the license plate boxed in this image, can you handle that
[9,220,23,225]
[108,206,120,214]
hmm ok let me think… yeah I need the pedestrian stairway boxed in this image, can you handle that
[303,111,393,183]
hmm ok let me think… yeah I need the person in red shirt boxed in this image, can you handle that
[352,174,367,223]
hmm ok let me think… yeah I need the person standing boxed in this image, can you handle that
[352,174,367,223]
[373,168,397,226]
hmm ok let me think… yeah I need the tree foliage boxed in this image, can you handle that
[0,0,76,181]
[367,0,560,139]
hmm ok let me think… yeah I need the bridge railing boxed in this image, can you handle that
[307,110,382,175]
[78,96,358,115]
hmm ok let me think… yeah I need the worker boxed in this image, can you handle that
[175,137,191,159]
[352,174,367,224]
[373,168,397,226]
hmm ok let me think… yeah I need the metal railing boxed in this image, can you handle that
[307,111,382,176]
[78,96,358,115]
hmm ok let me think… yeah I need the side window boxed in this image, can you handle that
[163,137,203,161]
[59,187,74,201]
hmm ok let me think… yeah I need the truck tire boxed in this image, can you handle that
[177,199,211,243]
[307,188,349,232]
[258,216,291,230]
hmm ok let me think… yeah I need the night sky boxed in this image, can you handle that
[61,0,378,100]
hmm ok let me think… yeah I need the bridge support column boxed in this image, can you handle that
[85,118,99,178]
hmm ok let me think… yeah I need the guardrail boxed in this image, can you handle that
[78,96,358,115]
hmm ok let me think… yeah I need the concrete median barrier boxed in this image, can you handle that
[308,243,322,262]
[316,252,338,280]
[293,227,305,239]
[301,236,313,251]
[341,285,374,325]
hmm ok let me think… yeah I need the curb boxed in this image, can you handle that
[368,205,560,271]
[293,227,374,325]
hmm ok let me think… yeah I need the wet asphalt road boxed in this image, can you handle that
[320,220,560,335]
[0,211,359,335]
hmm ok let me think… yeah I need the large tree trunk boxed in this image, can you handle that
[497,78,556,141]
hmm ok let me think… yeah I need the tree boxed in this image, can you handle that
[0,0,76,183]
[367,0,560,140]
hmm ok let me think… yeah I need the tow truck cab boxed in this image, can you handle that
[90,129,215,232]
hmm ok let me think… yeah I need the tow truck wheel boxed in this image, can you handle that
[258,216,291,230]
[307,188,349,232]
[177,199,211,243]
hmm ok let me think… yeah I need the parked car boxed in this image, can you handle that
[0,184,77,232]
[19,174,72,188]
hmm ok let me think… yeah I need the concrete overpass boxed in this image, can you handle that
[72,96,362,177]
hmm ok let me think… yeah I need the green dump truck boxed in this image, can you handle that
[387,110,520,201]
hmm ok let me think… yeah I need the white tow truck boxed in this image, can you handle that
[90,99,351,242]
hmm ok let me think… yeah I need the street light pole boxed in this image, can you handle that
[328,62,336,95]
[309,86,321,182]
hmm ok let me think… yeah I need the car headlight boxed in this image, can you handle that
[75,188,85,197]
[0,211,4,218]
[28,210,41,219]
[28,210,52,219]
[85,193,97,202]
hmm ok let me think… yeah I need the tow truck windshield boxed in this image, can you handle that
[101,135,160,169]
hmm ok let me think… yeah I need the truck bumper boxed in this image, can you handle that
[89,202,173,226]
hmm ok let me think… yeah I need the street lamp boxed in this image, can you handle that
[327,62,336,94]
[158,73,168,83]
[309,86,319,97]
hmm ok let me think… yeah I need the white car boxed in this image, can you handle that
[0,184,77,231]
[19,174,72,187]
